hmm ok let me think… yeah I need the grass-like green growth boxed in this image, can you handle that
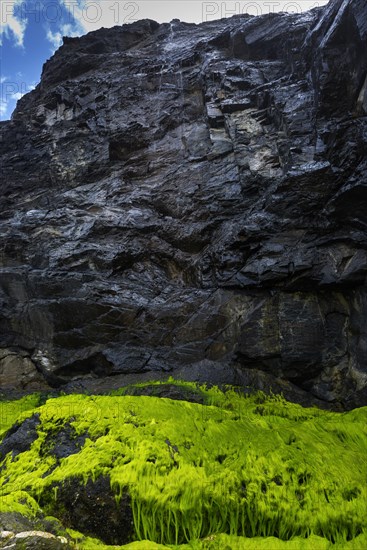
[0,393,42,438]
[64,533,367,550]
[0,380,366,549]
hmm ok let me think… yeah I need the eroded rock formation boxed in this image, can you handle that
[0,0,366,408]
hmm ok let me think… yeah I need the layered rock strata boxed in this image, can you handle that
[0,0,366,408]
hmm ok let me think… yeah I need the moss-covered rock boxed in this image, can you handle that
[0,382,366,549]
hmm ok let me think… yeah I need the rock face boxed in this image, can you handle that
[0,0,366,409]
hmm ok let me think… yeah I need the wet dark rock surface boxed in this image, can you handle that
[0,0,366,409]
[44,476,133,545]
[0,415,40,462]
[40,422,87,461]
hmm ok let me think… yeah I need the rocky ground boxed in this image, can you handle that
[0,0,366,409]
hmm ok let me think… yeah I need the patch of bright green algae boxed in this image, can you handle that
[0,491,42,517]
[179,532,367,549]
[67,532,367,549]
[0,393,41,440]
[0,382,366,549]
[68,533,168,549]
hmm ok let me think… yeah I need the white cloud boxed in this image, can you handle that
[60,0,86,28]
[46,23,81,51]
[46,28,63,50]
[59,0,134,33]
[0,76,8,84]
[58,0,330,28]
[0,98,8,116]
[11,91,24,100]
[0,0,27,47]
[11,83,35,99]
[0,82,36,120]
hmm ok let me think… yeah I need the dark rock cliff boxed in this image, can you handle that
[0,0,366,409]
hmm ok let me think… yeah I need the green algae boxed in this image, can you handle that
[0,383,366,548]
[0,491,41,517]
[68,531,168,549]
[66,532,367,549]
[178,532,367,549]
[66,529,119,549]
[0,393,41,440]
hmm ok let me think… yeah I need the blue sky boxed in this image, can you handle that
[0,1,328,120]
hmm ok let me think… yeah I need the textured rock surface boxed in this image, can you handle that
[0,513,71,549]
[0,0,366,409]
[0,414,40,462]
[0,531,69,549]
[45,476,133,545]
